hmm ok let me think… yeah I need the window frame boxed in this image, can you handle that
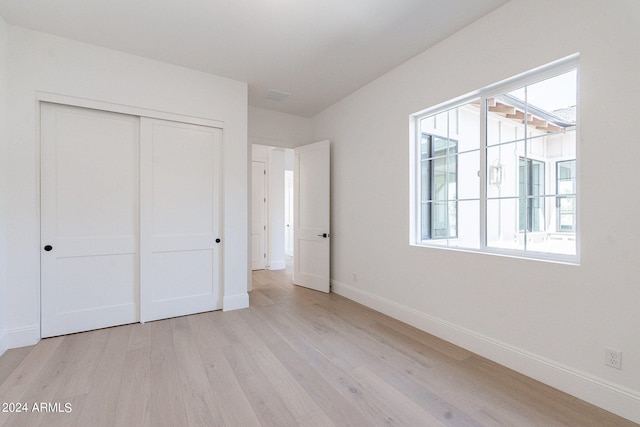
[409,54,579,264]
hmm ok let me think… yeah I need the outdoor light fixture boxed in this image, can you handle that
[489,163,503,186]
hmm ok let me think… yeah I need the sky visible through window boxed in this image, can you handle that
[508,70,577,113]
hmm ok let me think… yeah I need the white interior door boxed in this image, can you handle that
[41,103,140,338]
[140,118,222,322]
[251,161,266,270]
[293,140,330,292]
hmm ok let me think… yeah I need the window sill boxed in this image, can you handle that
[410,242,580,266]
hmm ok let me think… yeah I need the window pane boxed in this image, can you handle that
[420,110,447,138]
[420,157,430,202]
[518,159,526,231]
[450,200,479,249]
[431,202,449,238]
[457,104,481,152]
[529,195,545,233]
[420,201,430,241]
[526,70,577,124]
[531,161,545,196]
[434,110,448,132]
[421,201,457,240]
[527,135,547,160]
[420,134,457,240]
[486,96,522,146]
[557,160,576,195]
[557,195,576,232]
[422,200,480,249]
[432,155,448,202]
[486,198,524,251]
[486,141,524,199]
[555,160,576,233]
[420,134,430,157]
[418,101,478,243]
[458,150,480,200]
[518,159,545,232]
[527,197,576,256]
[544,232,576,256]
[432,136,449,154]
[487,70,576,147]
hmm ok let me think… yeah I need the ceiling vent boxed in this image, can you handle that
[264,89,291,102]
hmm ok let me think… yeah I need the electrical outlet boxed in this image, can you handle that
[605,348,622,370]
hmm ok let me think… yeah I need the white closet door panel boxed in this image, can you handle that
[41,103,139,338]
[151,125,215,235]
[54,110,138,238]
[56,255,137,313]
[141,118,222,322]
[150,251,214,300]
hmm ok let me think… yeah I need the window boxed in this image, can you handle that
[412,55,578,262]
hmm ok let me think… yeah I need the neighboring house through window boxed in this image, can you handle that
[421,134,458,240]
[556,160,576,232]
[519,158,545,233]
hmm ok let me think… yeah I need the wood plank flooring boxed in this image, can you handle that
[0,267,636,426]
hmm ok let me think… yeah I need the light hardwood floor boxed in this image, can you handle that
[0,268,636,426]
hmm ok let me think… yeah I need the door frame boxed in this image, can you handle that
[251,160,267,270]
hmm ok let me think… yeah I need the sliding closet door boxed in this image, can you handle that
[140,118,223,322]
[41,103,140,338]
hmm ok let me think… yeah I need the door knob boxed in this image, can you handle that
[44,245,53,251]
[317,233,329,238]
[215,238,221,243]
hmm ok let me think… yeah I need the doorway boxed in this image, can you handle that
[251,141,330,293]
[251,145,294,272]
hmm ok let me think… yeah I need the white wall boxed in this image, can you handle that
[4,26,249,348]
[249,105,312,148]
[0,16,8,356]
[312,0,640,422]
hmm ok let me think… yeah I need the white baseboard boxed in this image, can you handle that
[223,293,249,311]
[4,324,40,350]
[331,279,640,424]
[268,260,286,270]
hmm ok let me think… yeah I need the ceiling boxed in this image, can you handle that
[0,0,508,117]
